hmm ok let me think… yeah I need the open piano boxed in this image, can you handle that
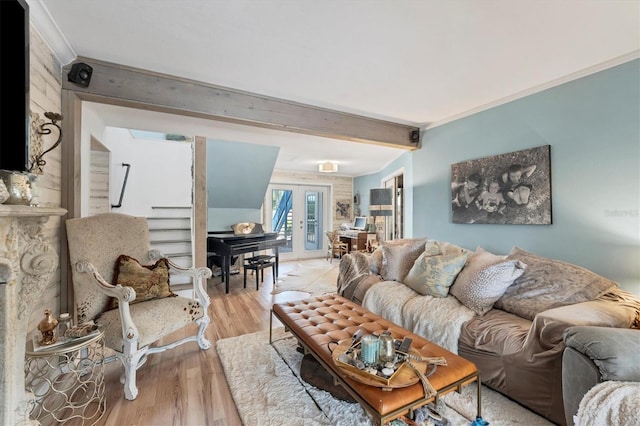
[207,232,287,293]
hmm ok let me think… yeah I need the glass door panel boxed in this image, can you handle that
[304,190,323,251]
[271,188,293,253]
[267,184,328,260]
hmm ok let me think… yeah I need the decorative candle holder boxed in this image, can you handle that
[378,331,395,363]
[360,335,378,365]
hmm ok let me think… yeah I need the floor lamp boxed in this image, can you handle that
[369,188,393,241]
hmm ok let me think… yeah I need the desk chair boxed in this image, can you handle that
[326,230,348,263]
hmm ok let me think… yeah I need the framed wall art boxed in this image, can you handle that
[451,145,552,225]
[335,198,351,220]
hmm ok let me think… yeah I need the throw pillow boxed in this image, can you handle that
[369,247,383,275]
[423,240,443,256]
[404,251,468,297]
[111,255,177,308]
[450,247,527,315]
[494,247,618,320]
[435,240,468,256]
[380,238,428,282]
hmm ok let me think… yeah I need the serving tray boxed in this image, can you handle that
[331,338,431,391]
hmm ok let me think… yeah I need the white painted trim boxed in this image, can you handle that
[28,0,76,66]
[423,51,640,130]
[381,167,406,187]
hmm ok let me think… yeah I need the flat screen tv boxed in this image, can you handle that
[0,0,30,172]
[352,216,367,231]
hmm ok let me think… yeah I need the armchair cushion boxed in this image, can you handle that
[110,255,177,308]
[97,296,204,351]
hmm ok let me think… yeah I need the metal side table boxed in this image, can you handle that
[25,329,106,425]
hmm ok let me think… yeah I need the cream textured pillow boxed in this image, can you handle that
[380,238,427,282]
[495,247,618,320]
[450,247,527,315]
[404,251,468,297]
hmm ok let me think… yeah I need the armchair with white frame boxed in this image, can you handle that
[65,212,212,400]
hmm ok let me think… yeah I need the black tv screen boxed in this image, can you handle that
[0,0,30,172]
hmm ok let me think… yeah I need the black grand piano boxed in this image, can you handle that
[207,231,286,293]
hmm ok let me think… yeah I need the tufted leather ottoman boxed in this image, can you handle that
[270,293,480,425]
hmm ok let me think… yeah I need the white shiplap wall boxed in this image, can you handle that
[26,29,64,332]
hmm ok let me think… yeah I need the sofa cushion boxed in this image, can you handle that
[494,247,618,320]
[460,308,532,355]
[564,326,640,381]
[450,247,527,315]
[404,250,468,297]
[380,238,427,282]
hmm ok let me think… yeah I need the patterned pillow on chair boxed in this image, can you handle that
[110,255,177,308]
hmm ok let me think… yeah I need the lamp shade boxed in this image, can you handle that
[369,188,393,216]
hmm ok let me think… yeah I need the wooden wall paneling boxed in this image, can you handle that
[193,136,207,269]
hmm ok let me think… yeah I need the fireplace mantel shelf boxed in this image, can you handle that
[0,205,66,218]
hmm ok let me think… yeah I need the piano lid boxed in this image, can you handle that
[207,232,279,242]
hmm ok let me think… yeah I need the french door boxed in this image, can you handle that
[265,184,329,260]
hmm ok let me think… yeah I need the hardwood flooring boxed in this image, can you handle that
[96,259,321,426]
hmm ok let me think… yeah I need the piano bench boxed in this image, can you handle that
[243,255,275,290]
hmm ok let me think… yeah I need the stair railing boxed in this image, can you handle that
[111,163,131,208]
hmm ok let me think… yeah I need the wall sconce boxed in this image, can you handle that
[29,111,63,174]
[369,188,393,216]
[318,162,338,173]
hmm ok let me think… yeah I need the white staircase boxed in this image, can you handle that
[147,206,193,288]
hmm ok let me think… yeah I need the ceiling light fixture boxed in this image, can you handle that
[318,162,338,173]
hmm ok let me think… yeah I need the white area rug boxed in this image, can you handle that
[216,328,553,426]
[272,259,338,295]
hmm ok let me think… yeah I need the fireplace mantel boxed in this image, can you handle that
[0,205,66,426]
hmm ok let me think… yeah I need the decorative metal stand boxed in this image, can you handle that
[24,330,106,425]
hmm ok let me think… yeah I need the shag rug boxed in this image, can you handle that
[272,259,339,295]
[216,328,553,426]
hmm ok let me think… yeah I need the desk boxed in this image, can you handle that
[339,231,375,252]
[25,330,105,425]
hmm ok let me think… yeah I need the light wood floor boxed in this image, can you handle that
[97,259,323,426]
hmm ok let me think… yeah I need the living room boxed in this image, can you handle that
[0,1,638,425]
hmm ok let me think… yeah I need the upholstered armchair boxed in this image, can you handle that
[65,212,212,400]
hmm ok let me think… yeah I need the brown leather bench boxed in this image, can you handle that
[270,293,480,425]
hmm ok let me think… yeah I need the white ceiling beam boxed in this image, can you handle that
[62,57,420,150]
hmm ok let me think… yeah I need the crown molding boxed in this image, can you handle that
[424,50,640,131]
[27,0,76,66]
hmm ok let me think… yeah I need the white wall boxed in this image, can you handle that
[102,128,193,216]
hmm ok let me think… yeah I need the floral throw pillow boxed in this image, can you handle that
[404,251,468,297]
[450,247,527,315]
[110,255,177,308]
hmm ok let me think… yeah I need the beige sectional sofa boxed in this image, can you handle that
[337,238,640,425]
